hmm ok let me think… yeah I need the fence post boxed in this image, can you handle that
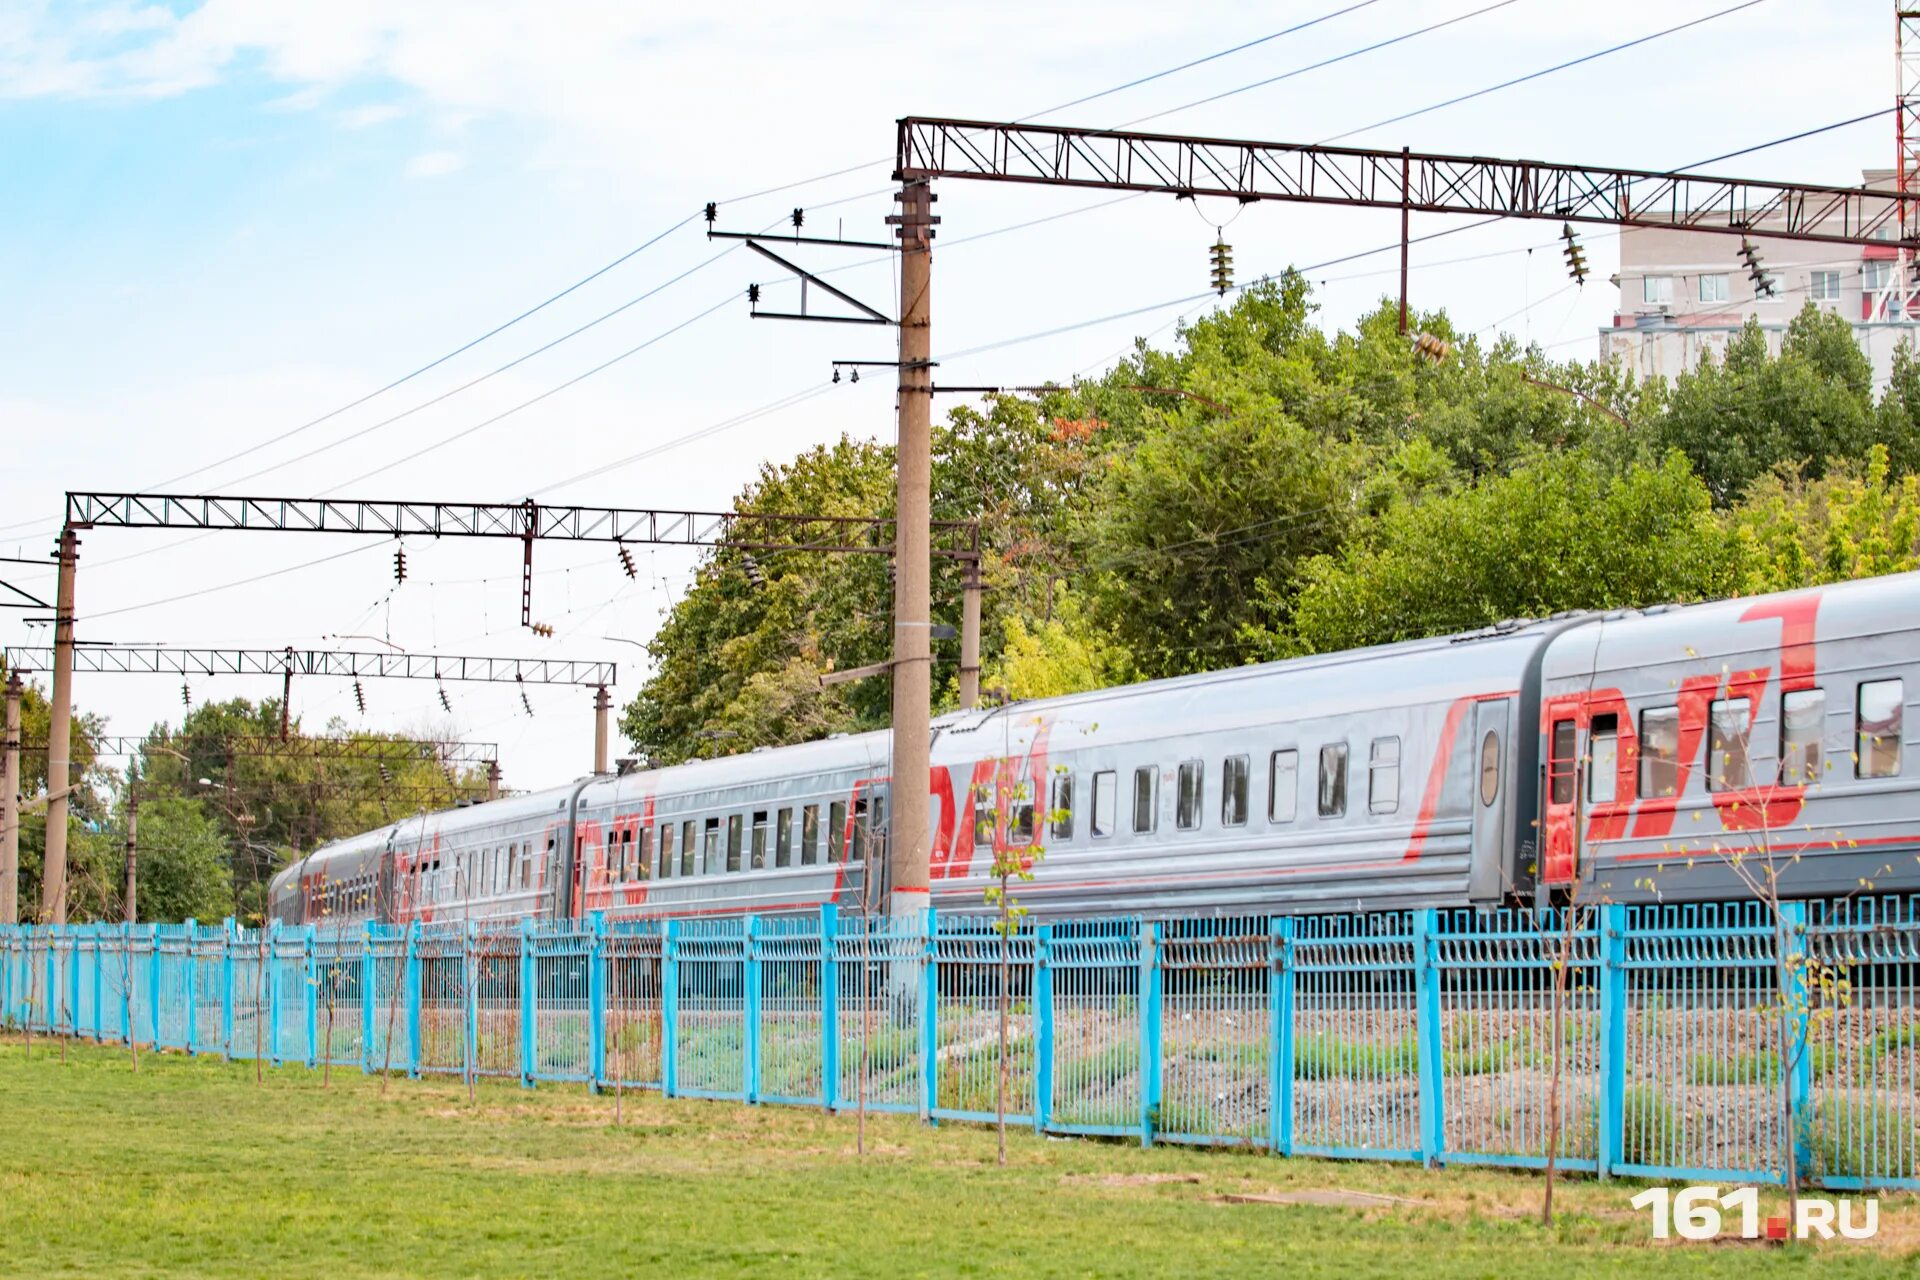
[221,918,236,1057]
[1596,901,1629,1180]
[919,906,938,1123]
[91,928,104,1042]
[360,925,377,1076]
[463,919,479,1089]
[661,918,680,1099]
[1782,898,1814,1180]
[268,919,285,1067]
[589,913,607,1093]
[405,920,421,1079]
[1138,920,1161,1148]
[1412,908,1444,1168]
[303,926,318,1070]
[150,924,163,1049]
[519,916,536,1087]
[743,914,761,1104]
[1269,915,1296,1156]
[1034,923,1054,1134]
[819,904,838,1112]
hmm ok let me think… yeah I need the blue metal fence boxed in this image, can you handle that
[3,899,1916,1190]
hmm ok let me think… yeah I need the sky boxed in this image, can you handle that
[0,0,1892,793]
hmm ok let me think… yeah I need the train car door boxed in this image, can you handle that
[1466,698,1512,902]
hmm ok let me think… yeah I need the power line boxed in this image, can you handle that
[1120,0,1525,129]
[1322,0,1771,143]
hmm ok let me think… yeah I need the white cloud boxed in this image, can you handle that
[405,148,464,177]
[340,101,402,127]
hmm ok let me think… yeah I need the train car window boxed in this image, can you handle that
[1005,778,1035,846]
[1858,679,1904,778]
[775,808,794,868]
[1132,767,1159,834]
[702,818,721,875]
[1050,771,1074,840]
[1780,690,1825,785]
[970,780,991,850]
[1175,760,1203,831]
[1479,734,1500,807]
[1269,750,1299,823]
[1091,771,1116,838]
[851,800,870,861]
[658,824,675,879]
[681,821,697,877]
[727,814,745,872]
[829,801,848,862]
[1368,737,1400,815]
[802,805,821,865]
[1222,756,1249,827]
[1708,698,1754,791]
[1588,716,1618,805]
[542,837,556,890]
[1639,708,1680,799]
[1318,743,1348,818]
[1549,720,1576,806]
[638,825,654,881]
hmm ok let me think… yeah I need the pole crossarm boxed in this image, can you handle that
[896,117,1920,248]
[22,735,499,764]
[63,493,981,559]
[1,646,614,687]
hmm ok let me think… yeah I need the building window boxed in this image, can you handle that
[1640,708,1680,800]
[1780,690,1825,786]
[1133,767,1158,834]
[1222,755,1250,827]
[1050,771,1074,840]
[1368,737,1400,815]
[1175,760,1203,831]
[1318,743,1348,818]
[1091,770,1117,838]
[1858,679,1904,779]
[1268,749,1298,823]
[1708,698,1754,791]
[1811,269,1842,301]
[1698,273,1729,303]
[1642,275,1675,304]
[1865,260,1895,291]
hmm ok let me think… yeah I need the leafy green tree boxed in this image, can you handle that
[975,586,1134,702]
[1731,444,1920,592]
[121,794,234,924]
[1647,304,1880,505]
[1276,451,1741,655]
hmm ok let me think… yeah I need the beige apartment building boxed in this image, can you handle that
[1601,169,1915,388]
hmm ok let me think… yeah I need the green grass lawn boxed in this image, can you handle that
[0,1035,1913,1278]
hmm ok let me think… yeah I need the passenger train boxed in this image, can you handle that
[269,572,1918,927]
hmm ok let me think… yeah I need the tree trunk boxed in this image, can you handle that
[996,874,1010,1168]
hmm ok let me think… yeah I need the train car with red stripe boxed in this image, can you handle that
[269,572,1919,926]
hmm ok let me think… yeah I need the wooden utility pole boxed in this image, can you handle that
[2,670,20,924]
[486,759,501,802]
[122,792,138,924]
[886,178,937,919]
[41,527,78,926]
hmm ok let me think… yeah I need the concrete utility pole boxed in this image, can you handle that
[958,558,982,711]
[886,178,937,919]
[593,685,611,775]
[486,759,502,802]
[122,792,138,924]
[2,671,20,924]
[41,527,78,926]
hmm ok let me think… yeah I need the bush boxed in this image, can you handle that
[1808,1099,1918,1182]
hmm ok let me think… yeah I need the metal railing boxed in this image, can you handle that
[3,899,1915,1189]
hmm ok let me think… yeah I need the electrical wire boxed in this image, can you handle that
[1322,0,1770,144]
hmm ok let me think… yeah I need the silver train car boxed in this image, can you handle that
[270,572,1920,927]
